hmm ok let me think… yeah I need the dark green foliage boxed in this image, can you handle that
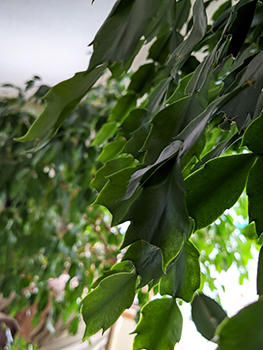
[133,298,182,350]
[216,298,263,349]
[82,272,137,338]
[257,245,263,295]
[191,293,227,341]
[8,0,263,348]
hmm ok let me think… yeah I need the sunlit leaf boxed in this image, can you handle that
[159,240,200,302]
[133,298,182,350]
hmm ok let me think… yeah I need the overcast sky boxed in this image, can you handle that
[0,0,115,88]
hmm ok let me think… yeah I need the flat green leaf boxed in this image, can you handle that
[247,156,263,237]
[168,0,207,72]
[133,298,183,350]
[159,240,200,302]
[91,155,136,192]
[122,124,150,159]
[243,111,263,154]
[257,245,263,296]
[143,0,176,41]
[174,0,191,31]
[185,37,230,94]
[81,272,137,339]
[123,241,164,288]
[108,93,137,123]
[94,165,142,225]
[223,50,263,129]
[123,140,182,200]
[192,132,241,172]
[191,293,227,342]
[97,139,126,162]
[185,154,256,231]
[120,108,148,137]
[88,0,162,71]
[15,65,106,149]
[212,0,232,21]
[176,82,250,160]
[227,0,257,58]
[148,30,183,65]
[216,298,263,349]
[142,95,203,165]
[146,77,171,116]
[128,63,155,97]
[91,121,117,146]
[91,261,134,289]
[166,72,194,104]
[122,160,191,269]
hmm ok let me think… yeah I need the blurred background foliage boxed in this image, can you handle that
[0,76,126,341]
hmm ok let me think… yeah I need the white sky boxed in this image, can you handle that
[0,0,115,88]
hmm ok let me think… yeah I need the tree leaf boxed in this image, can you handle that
[122,124,150,159]
[91,121,117,146]
[191,293,227,342]
[81,272,137,339]
[168,0,207,73]
[91,261,134,289]
[87,0,162,71]
[185,36,230,94]
[185,154,256,231]
[97,139,127,162]
[142,95,203,165]
[243,111,263,154]
[128,63,155,97]
[146,77,171,116]
[121,160,191,269]
[257,245,263,296]
[133,298,183,350]
[120,108,148,137]
[159,240,200,302]
[15,65,106,150]
[222,50,263,130]
[91,155,136,192]
[247,156,263,237]
[94,165,142,225]
[216,298,263,349]
[176,82,250,160]
[123,240,164,288]
[123,140,182,200]
[108,92,137,123]
[227,0,257,58]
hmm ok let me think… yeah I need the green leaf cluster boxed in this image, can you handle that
[10,0,263,348]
